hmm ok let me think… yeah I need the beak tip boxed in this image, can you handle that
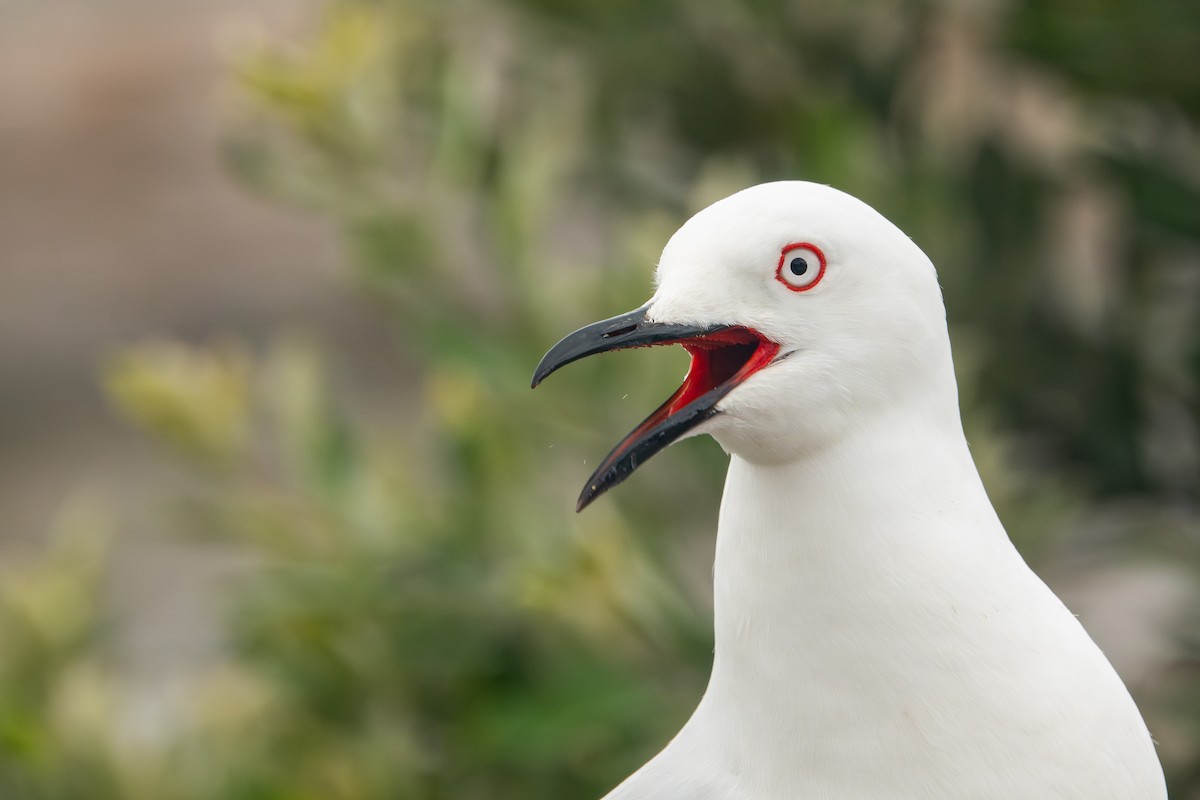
[530,360,556,389]
[576,475,607,512]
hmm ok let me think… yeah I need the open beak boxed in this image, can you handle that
[532,306,780,511]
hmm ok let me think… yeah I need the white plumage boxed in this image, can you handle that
[536,182,1166,799]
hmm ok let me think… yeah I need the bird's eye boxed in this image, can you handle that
[776,242,826,292]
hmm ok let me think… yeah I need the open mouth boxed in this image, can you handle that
[666,328,776,415]
[532,307,780,510]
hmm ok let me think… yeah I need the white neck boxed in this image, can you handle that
[707,404,1008,759]
[607,402,1165,799]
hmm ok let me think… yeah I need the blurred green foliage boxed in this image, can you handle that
[3,0,1200,797]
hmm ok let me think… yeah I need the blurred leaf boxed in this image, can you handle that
[104,341,252,467]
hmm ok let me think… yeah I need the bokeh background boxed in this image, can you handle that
[2,0,1199,797]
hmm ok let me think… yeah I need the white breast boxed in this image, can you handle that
[604,403,1166,800]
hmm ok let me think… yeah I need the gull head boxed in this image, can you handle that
[533,181,953,510]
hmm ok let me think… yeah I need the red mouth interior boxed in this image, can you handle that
[628,327,779,436]
[594,326,780,475]
[668,328,779,414]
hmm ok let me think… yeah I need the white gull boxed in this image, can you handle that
[532,181,1166,799]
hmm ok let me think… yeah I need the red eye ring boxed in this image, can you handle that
[775,242,827,292]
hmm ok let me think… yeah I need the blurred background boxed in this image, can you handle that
[1,0,1198,797]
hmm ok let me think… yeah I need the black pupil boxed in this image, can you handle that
[789,256,808,276]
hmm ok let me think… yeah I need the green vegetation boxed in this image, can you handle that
[2,0,1198,797]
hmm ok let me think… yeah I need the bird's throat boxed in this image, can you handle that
[702,410,1013,765]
